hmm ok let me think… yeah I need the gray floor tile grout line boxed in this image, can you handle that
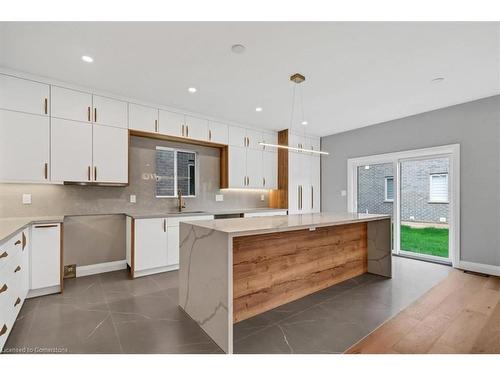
[234,277,374,345]
[99,274,125,354]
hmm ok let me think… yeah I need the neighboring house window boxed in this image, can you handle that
[384,176,394,202]
[156,146,197,197]
[429,173,448,203]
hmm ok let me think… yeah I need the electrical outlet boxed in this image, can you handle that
[260,194,265,201]
[22,194,32,204]
[130,194,136,203]
[341,190,347,197]
[215,194,224,202]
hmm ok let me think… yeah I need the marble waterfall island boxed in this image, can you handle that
[178,212,392,353]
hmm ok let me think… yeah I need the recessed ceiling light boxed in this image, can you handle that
[188,87,197,93]
[231,44,246,54]
[255,107,263,112]
[301,121,308,125]
[431,77,444,83]
[81,55,94,63]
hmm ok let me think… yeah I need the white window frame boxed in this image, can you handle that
[155,146,198,198]
[347,144,460,267]
[384,176,394,202]
[429,173,449,203]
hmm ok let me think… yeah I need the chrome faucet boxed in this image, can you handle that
[177,189,186,212]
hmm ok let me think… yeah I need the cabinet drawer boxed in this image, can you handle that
[167,215,214,227]
[0,232,23,272]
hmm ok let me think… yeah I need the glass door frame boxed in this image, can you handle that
[347,144,460,267]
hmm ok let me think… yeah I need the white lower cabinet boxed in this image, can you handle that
[1,223,59,351]
[30,223,61,292]
[130,215,214,278]
[0,109,50,183]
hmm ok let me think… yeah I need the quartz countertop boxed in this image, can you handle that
[0,216,64,243]
[181,212,390,236]
[124,208,287,219]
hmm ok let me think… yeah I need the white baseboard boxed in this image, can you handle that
[133,264,179,278]
[27,285,61,299]
[76,259,128,277]
[458,261,500,276]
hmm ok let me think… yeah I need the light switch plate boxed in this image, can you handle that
[215,194,224,202]
[22,194,32,204]
[260,194,265,201]
[130,194,136,203]
[341,190,347,197]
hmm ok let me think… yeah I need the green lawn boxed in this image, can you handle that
[400,225,449,258]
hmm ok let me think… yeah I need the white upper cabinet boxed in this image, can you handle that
[51,118,93,182]
[309,137,321,152]
[0,74,49,116]
[263,151,277,189]
[129,103,158,133]
[207,121,228,144]
[159,110,184,137]
[261,131,278,152]
[228,146,247,188]
[228,126,247,147]
[184,116,208,141]
[51,86,92,123]
[246,148,263,188]
[0,109,50,182]
[246,129,264,150]
[92,125,128,184]
[92,95,128,129]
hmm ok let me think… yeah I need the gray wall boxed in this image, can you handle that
[321,95,500,266]
[0,136,269,266]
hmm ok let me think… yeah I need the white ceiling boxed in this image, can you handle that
[1,22,499,136]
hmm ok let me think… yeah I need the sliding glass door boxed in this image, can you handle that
[348,145,458,265]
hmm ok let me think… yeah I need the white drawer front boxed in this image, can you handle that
[167,215,214,227]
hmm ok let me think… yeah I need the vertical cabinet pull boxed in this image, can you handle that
[311,186,314,209]
[186,125,189,137]
[14,297,21,307]
[22,232,26,250]
[88,166,91,181]
[155,119,158,132]
[0,324,7,336]
[94,166,97,181]
[263,177,266,187]
[0,284,7,294]
[163,219,166,232]
[44,98,48,115]
[94,108,97,123]
[182,124,185,136]
[209,129,212,141]
[44,163,48,179]
[87,106,91,122]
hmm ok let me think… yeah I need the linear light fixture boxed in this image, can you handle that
[258,142,329,155]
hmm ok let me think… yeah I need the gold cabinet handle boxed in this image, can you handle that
[0,284,7,294]
[44,98,48,115]
[186,125,189,137]
[14,240,21,246]
[22,232,26,250]
[182,124,185,136]
[44,162,48,179]
[14,297,21,307]
[0,251,7,259]
[88,166,91,181]
[155,119,158,132]
[209,129,212,141]
[263,177,266,187]
[94,107,97,122]
[311,186,314,209]
[33,224,58,228]
[87,106,91,121]
[94,166,97,181]
[163,218,166,232]
[14,265,21,273]
[0,324,7,336]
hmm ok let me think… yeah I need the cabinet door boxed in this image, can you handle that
[92,95,128,129]
[51,86,92,122]
[167,226,179,266]
[0,109,50,182]
[261,131,278,152]
[129,103,158,133]
[228,126,246,147]
[288,151,301,214]
[134,218,167,271]
[300,153,312,213]
[31,224,60,290]
[185,116,208,141]
[246,129,264,150]
[228,146,247,188]
[311,155,321,213]
[207,121,228,144]
[309,137,321,152]
[0,74,49,116]
[51,118,93,182]
[246,148,263,188]
[159,110,184,137]
[263,151,277,189]
[92,125,128,183]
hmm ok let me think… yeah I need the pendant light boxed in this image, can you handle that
[259,73,329,156]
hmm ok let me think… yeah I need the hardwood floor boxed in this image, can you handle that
[346,269,500,354]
